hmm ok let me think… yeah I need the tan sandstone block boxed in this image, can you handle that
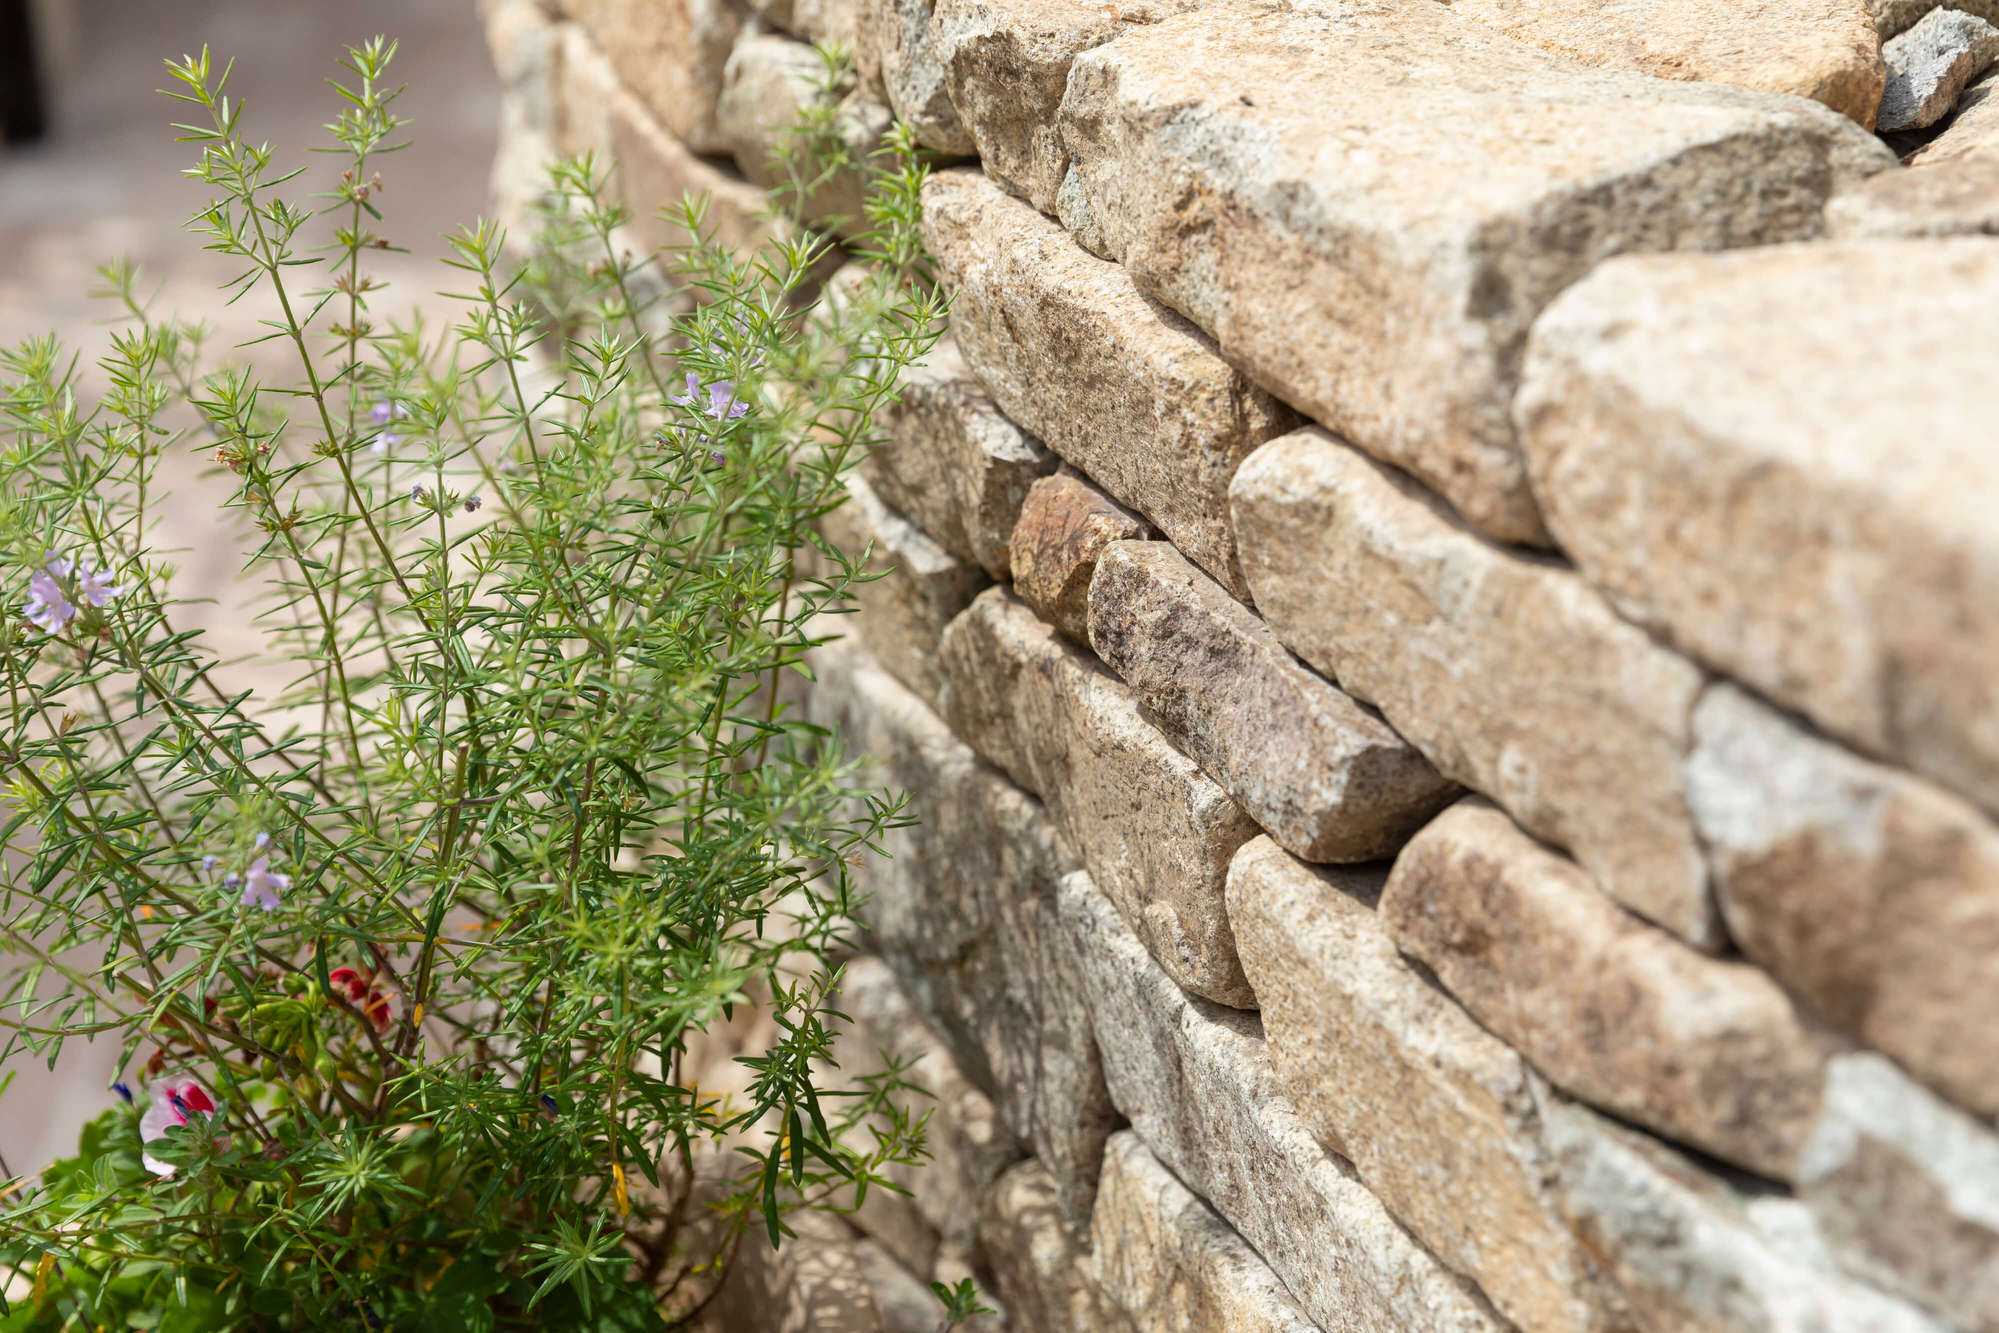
[1912,70,1999,163]
[866,339,1057,581]
[714,29,891,235]
[1230,428,1718,949]
[1055,3,1891,546]
[857,0,976,152]
[1011,471,1153,644]
[803,637,1115,1215]
[979,1161,1136,1332]
[1058,870,1507,1332]
[1224,836,1628,1332]
[1826,155,1999,237]
[566,0,743,152]
[1087,540,1458,863]
[939,588,1261,1006]
[1686,683,1999,1120]
[704,1210,889,1333]
[1448,0,1884,126]
[747,0,865,47]
[922,168,1297,599]
[1518,240,1999,818]
[1090,1133,1320,1333]
[1382,798,1840,1180]
[814,471,989,712]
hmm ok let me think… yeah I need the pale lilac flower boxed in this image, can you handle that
[463,494,482,513]
[369,399,398,426]
[672,372,749,425]
[139,1076,218,1176]
[410,482,428,503]
[23,567,75,634]
[254,831,270,850]
[76,564,126,609]
[369,431,400,456]
[201,854,219,875]
[708,450,726,465]
[222,872,241,890]
[240,855,288,911]
[368,400,407,455]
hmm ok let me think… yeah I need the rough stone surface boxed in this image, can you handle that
[922,168,1297,598]
[1090,1132,1320,1333]
[858,0,977,153]
[1087,540,1458,863]
[940,588,1261,1006]
[1796,1053,1999,1330]
[1686,684,1999,1121]
[1872,0,1999,37]
[814,471,989,712]
[706,1210,889,1333]
[1010,470,1153,644]
[750,0,866,47]
[1879,8,1999,131]
[1055,3,1891,547]
[1381,798,1839,1181]
[835,957,1023,1265]
[1230,429,1718,949]
[1912,69,1999,163]
[1058,870,1507,1333]
[566,0,742,151]
[803,638,1116,1216]
[1518,239,1999,819]
[866,339,1057,581]
[1826,154,1999,235]
[980,1161,1136,1333]
[1545,1097,1955,1333]
[715,29,891,233]
[1225,836,1629,1333]
[1447,0,1885,126]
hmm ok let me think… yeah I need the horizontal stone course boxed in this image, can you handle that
[715,29,891,234]
[1517,238,1999,820]
[564,0,742,152]
[940,588,1261,1005]
[1230,427,1719,949]
[1087,539,1457,863]
[922,167,1296,599]
[1055,1,1890,546]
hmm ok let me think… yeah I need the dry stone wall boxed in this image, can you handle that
[479,0,1999,1327]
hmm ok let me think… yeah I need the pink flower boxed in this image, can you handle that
[240,855,288,911]
[139,1076,219,1176]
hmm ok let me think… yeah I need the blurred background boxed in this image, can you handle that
[0,0,500,1177]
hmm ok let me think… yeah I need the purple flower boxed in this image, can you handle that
[222,872,241,890]
[709,450,726,465]
[239,856,288,911]
[112,1081,133,1104]
[369,399,398,426]
[410,482,428,503]
[201,854,219,875]
[369,431,400,456]
[21,551,124,634]
[672,371,749,425]
[463,494,482,513]
[76,565,126,608]
[369,400,407,454]
[254,831,270,850]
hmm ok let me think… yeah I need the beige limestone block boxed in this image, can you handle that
[1055,3,1891,546]
[1879,8,1999,131]
[939,588,1261,1006]
[1826,155,1999,236]
[866,339,1057,581]
[1686,684,1999,1120]
[1872,0,1999,37]
[566,0,742,152]
[980,1162,1134,1331]
[715,29,892,235]
[1447,0,1884,126]
[749,0,866,47]
[922,168,1296,599]
[803,637,1115,1215]
[1087,539,1458,863]
[813,471,989,712]
[1225,836,1630,1333]
[704,1210,889,1332]
[1229,428,1719,949]
[1090,1132,1320,1333]
[1382,798,1839,1181]
[857,0,976,152]
[1912,69,1999,163]
[1518,240,1999,818]
[1796,1053,1999,1330]
[1546,1096,1956,1333]
[1011,470,1153,644]
[1058,870,1508,1333]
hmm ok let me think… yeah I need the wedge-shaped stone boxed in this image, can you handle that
[814,471,989,712]
[858,0,976,152]
[1912,69,1999,163]
[1059,870,1507,1332]
[1225,836,1630,1333]
[1383,798,1839,1180]
[566,0,742,152]
[922,169,1296,598]
[866,339,1056,581]
[980,1161,1136,1333]
[1796,1053,1999,1330]
[1230,429,1718,948]
[1091,1133,1319,1333]
[804,637,1115,1214]
[715,30,891,234]
[1547,1096,1954,1333]
[1088,540,1457,863]
[1519,240,1999,818]
[1446,0,1884,126]
[1056,3,1891,545]
[1826,156,1999,237]
[1011,471,1152,644]
[1686,684,1999,1120]
[940,588,1261,1005]
[1879,8,1999,131]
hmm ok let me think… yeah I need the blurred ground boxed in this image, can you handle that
[0,0,499,1176]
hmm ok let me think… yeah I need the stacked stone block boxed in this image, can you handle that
[479,0,1999,1326]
